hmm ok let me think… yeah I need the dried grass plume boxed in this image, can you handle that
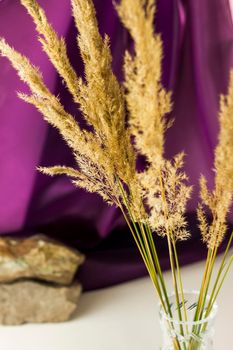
[0,0,232,250]
[198,71,233,249]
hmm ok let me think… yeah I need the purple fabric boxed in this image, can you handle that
[0,0,233,290]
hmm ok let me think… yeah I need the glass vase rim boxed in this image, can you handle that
[158,289,218,326]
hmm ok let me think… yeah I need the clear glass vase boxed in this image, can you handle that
[159,291,218,350]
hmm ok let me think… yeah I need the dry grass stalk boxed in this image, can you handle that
[115,0,172,163]
[115,0,191,236]
[21,0,80,103]
[71,0,136,185]
[0,0,232,251]
[198,72,233,249]
[0,1,233,339]
[139,153,192,241]
[0,37,120,205]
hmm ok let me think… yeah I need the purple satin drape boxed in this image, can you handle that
[0,0,232,290]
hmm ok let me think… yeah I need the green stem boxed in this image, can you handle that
[117,180,167,310]
[158,172,186,349]
[172,239,189,334]
[204,231,233,318]
[118,176,187,349]
[169,239,188,350]
[207,254,233,314]
[198,247,217,320]
[192,249,212,322]
[200,254,233,336]
[188,250,212,350]
[144,222,173,318]
[193,248,217,341]
[167,231,187,350]
[120,205,165,304]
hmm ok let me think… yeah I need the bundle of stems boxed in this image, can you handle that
[0,0,232,349]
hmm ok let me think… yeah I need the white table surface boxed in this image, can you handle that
[0,252,232,350]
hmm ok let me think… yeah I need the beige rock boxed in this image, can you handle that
[0,280,82,325]
[0,235,85,285]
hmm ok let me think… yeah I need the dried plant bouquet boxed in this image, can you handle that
[0,0,232,349]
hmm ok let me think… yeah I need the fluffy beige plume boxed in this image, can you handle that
[198,71,233,249]
[215,71,233,190]
[38,166,84,178]
[71,0,135,184]
[0,38,48,98]
[0,0,191,236]
[0,39,96,157]
[116,0,190,236]
[139,153,192,241]
[0,38,81,148]
[20,0,80,103]
[39,164,119,204]
[116,0,172,163]
[0,38,120,205]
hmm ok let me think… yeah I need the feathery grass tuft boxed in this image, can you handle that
[0,1,232,348]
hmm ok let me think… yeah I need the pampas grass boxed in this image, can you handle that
[0,1,232,348]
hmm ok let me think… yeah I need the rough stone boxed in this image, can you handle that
[0,235,85,285]
[0,280,82,325]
